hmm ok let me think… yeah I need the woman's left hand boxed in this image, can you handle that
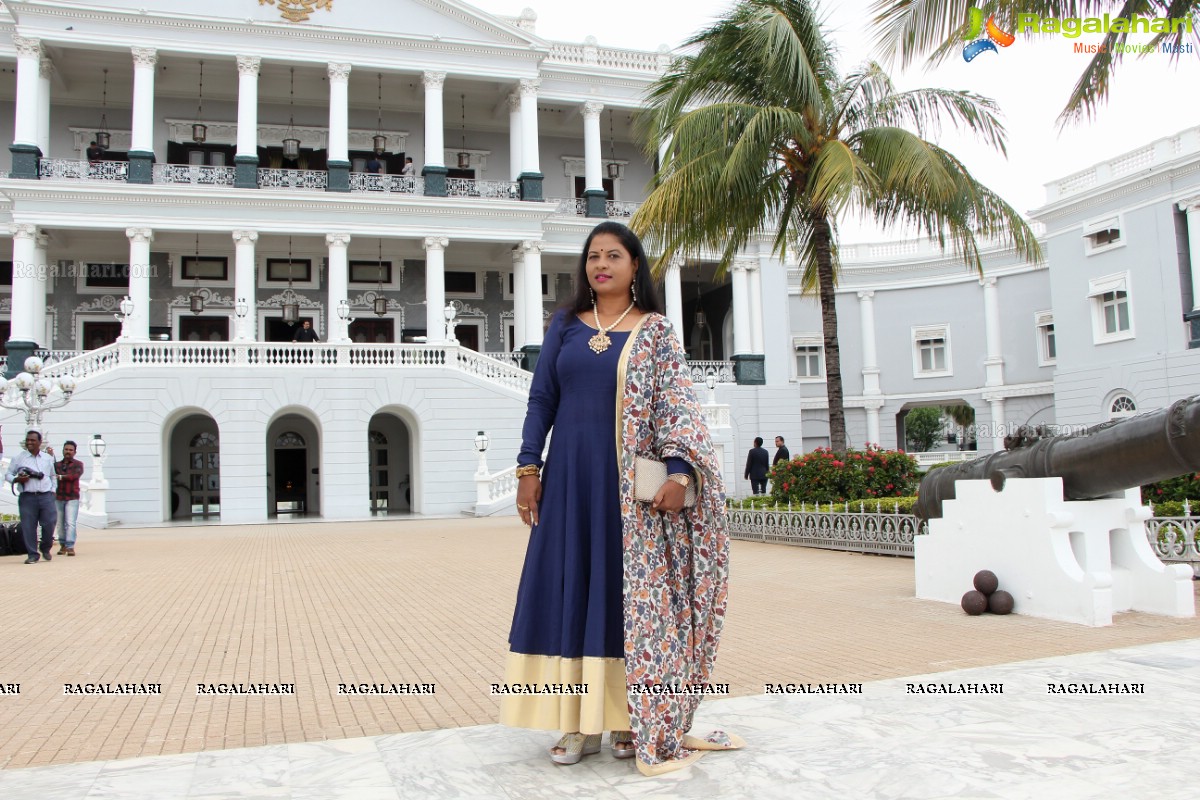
[651,480,687,514]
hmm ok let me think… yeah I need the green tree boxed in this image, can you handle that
[870,0,1199,125]
[943,403,976,445]
[904,406,944,452]
[631,0,1040,451]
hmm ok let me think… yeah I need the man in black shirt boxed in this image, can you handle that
[773,436,790,465]
[293,320,319,342]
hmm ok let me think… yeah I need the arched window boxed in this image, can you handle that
[1109,395,1136,420]
[276,431,306,448]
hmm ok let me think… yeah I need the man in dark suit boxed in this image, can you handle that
[773,436,790,466]
[744,436,770,495]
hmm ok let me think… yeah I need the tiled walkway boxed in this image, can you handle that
[0,639,1196,798]
[0,518,1196,797]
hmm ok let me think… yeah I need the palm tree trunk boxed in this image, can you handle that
[813,216,847,452]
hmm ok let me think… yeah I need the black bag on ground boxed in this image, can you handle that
[0,522,26,556]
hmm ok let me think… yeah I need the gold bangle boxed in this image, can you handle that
[667,473,691,488]
[515,465,540,479]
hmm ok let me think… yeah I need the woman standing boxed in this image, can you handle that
[499,222,739,776]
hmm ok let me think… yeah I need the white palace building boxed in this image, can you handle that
[0,0,1198,526]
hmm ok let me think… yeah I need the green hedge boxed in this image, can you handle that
[731,496,919,514]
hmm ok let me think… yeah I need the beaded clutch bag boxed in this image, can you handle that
[634,456,697,508]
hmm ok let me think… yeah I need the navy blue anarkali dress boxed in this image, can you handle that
[500,312,631,732]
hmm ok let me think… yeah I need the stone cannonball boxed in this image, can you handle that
[973,570,999,596]
[988,590,1015,615]
[961,590,988,616]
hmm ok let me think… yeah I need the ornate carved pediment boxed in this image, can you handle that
[259,0,333,24]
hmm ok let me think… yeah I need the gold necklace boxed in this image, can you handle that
[588,300,636,354]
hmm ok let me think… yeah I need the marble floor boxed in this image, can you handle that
[1,637,1196,800]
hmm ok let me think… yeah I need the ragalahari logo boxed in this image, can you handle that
[962,7,1016,61]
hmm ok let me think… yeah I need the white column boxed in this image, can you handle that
[522,240,545,346]
[423,72,446,170]
[232,230,258,341]
[507,93,523,181]
[747,261,765,354]
[424,237,448,343]
[664,254,684,342]
[657,133,671,175]
[327,63,351,164]
[37,57,52,157]
[981,277,1004,386]
[1180,199,1200,312]
[326,233,351,342]
[518,78,540,175]
[32,232,49,347]
[125,227,153,341]
[130,48,157,154]
[512,247,526,349]
[12,37,42,149]
[865,404,882,448]
[235,56,261,160]
[988,397,1007,454]
[858,290,880,396]
[730,260,752,356]
[582,101,604,192]
[9,224,39,343]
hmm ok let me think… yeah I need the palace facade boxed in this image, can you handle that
[0,1,1196,525]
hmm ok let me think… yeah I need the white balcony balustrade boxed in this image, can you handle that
[153,164,236,186]
[257,168,329,190]
[445,177,520,199]
[38,159,128,181]
[347,173,423,194]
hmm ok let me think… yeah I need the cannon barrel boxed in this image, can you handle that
[913,395,1200,520]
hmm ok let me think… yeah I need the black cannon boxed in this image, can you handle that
[913,395,1200,520]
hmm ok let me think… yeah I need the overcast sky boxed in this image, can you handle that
[469,0,1200,242]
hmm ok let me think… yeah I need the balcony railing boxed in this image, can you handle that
[40,341,533,394]
[257,168,328,190]
[347,173,422,195]
[445,178,520,199]
[550,197,642,218]
[483,351,527,368]
[153,164,236,187]
[687,361,735,384]
[605,200,639,219]
[38,159,128,182]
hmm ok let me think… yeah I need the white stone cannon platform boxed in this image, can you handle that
[915,477,1195,626]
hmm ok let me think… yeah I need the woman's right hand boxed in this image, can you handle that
[517,475,542,527]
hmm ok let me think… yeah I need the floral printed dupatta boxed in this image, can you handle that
[615,313,731,767]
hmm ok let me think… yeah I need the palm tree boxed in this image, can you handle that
[631,0,1040,452]
[870,0,1199,125]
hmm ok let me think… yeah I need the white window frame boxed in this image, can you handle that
[1088,272,1134,344]
[174,252,233,289]
[258,255,321,291]
[1082,213,1125,256]
[1107,392,1137,420]
[912,324,952,378]
[503,270,556,302]
[791,334,825,382]
[1034,310,1056,366]
[444,268,486,300]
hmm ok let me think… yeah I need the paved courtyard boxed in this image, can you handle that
[0,517,1196,775]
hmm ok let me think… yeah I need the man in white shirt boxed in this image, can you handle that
[6,430,59,563]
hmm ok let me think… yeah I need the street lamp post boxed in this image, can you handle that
[474,430,490,475]
[85,433,109,517]
[705,372,717,405]
[0,356,77,435]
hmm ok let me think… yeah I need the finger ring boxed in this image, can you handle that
[517,504,529,510]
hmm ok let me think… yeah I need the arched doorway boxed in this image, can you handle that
[266,412,321,517]
[167,413,220,519]
[368,412,413,514]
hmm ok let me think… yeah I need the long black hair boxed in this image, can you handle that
[564,221,664,315]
